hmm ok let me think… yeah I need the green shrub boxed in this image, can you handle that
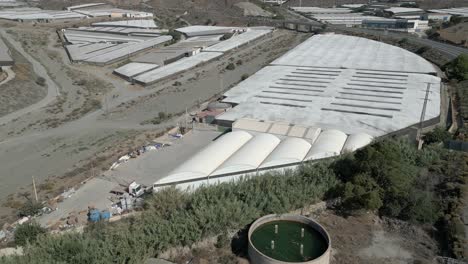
[423,127,452,144]
[447,54,468,81]
[17,201,42,217]
[215,231,230,249]
[226,63,235,71]
[4,162,336,263]
[3,139,467,263]
[35,77,46,86]
[14,222,46,246]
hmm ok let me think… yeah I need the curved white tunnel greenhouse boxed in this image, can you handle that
[153,34,441,191]
[154,129,372,190]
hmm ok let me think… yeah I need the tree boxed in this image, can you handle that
[166,30,181,43]
[425,28,439,39]
[226,63,235,71]
[448,54,468,81]
[35,77,46,86]
[424,127,452,144]
[14,222,46,246]
[334,139,418,217]
[17,201,42,217]
[215,231,230,249]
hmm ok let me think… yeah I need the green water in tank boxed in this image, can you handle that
[251,220,328,262]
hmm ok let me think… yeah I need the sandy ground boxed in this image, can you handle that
[0,35,48,120]
[439,22,468,47]
[0,21,306,226]
[38,128,221,227]
[170,209,439,264]
[104,128,220,187]
[317,211,437,263]
[235,2,273,17]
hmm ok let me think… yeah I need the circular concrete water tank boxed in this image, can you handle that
[248,214,331,264]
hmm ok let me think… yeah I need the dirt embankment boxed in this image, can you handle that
[166,210,438,264]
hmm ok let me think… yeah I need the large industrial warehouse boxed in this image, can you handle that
[154,33,441,191]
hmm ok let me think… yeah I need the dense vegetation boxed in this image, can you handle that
[2,160,336,263]
[2,139,466,263]
[13,222,46,247]
[454,80,468,134]
[447,54,468,81]
[334,140,467,228]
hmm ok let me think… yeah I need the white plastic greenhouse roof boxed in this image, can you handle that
[290,7,352,14]
[153,34,442,190]
[203,29,271,52]
[428,8,468,17]
[134,51,223,85]
[114,62,159,78]
[155,128,373,187]
[211,133,280,176]
[157,131,253,184]
[217,34,441,137]
[92,19,158,29]
[271,34,436,74]
[176,26,244,37]
[305,129,348,160]
[259,137,312,169]
[342,133,374,153]
[385,7,423,14]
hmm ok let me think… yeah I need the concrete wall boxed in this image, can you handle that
[248,214,331,264]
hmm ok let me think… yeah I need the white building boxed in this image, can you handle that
[153,34,441,191]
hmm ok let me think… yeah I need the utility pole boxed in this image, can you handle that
[32,176,38,202]
[417,83,432,150]
[219,76,224,97]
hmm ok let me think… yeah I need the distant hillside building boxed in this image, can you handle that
[384,7,425,19]
[262,0,287,5]
[363,18,429,33]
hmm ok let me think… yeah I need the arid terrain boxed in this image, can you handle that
[165,209,439,264]
[0,16,309,226]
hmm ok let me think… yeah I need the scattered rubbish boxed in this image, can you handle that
[17,217,29,225]
[100,210,111,221]
[88,208,100,223]
[109,138,176,171]
[169,133,183,139]
[41,206,53,214]
[118,155,130,162]
[67,214,78,226]
[119,195,133,211]
[61,187,76,199]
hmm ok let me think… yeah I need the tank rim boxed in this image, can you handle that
[248,214,331,263]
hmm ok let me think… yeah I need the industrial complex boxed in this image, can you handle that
[0,0,466,262]
[153,33,441,191]
[0,3,152,23]
[114,26,273,85]
[62,23,172,65]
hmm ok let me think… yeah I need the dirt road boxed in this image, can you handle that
[0,28,307,224]
[0,66,15,86]
[0,29,59,126]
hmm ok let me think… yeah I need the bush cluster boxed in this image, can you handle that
[3,162,336,263]
[3,139,466,263]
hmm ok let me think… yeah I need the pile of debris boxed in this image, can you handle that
[109,141,176,170]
